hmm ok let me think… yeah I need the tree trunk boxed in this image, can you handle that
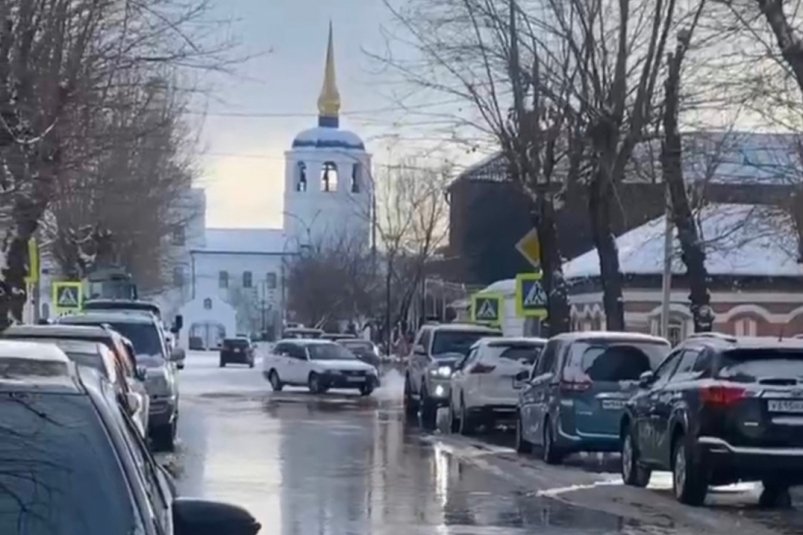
[588,169,626,331]
[533,195,571,335]
[662,46,713,333]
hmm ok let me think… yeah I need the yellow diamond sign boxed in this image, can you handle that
[515,228,541,269]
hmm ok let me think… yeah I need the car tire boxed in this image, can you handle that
[448,401,460,433]
[671,432,707,506]
[543,417,564,465]
[621,426,651,488]
[459,399,475,435]
[360,383,374,396]
[308,373,323,394]
[759,481,792,508]
[515,412,532,454]
[268,370,284,392]
[420,388,437,430]
[404,376,419,418]
[249,360,255,369]
[152,421,177,452]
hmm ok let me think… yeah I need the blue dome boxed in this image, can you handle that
[292,126,365,151]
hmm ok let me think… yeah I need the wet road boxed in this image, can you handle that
[163,350,803,535]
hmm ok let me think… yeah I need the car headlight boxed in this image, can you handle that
[429,366,452,378]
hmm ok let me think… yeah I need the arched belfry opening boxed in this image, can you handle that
[321,161,338,192]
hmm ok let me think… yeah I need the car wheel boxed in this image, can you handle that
[515,412,532,454]
[420,388,437,430]
[759,481,793,508]
[448,401,460,433]
[459,398,474,435]
[543,417,564,465]
[621,427,651,488]
[404,376,419,418]
[672,432,707,506]
[308,373,322,394]
[268,370,284,392]
[360,383,374,396]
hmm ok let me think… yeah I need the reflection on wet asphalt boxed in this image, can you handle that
[167,351,801,535]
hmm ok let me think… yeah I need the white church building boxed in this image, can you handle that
[156,24,374,347]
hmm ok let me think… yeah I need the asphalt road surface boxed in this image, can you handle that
[160,349,803,535]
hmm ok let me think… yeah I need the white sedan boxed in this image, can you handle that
[263,339,380,396]
[449,337,545,434]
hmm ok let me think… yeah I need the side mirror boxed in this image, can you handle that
[173,498,261,535]
[173,315,184,333]
[639,370,656,388]
[126,392,141,415]
[135,366,148,381]
[515,370,529,382]
[171,347,186,364]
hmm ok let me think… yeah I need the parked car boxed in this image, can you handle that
[220,337,256,368]
[59,312,185,450]
[1,323,151,436]
[0,340,261,535]
[263,339,379,395]
[404,323,503,429]
[337,338,382,368]
[517,332,670,464]
[620,334,803,507]
[449,337,546,434]
[282,327,324,339]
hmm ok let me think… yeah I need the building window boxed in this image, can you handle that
[172,266,185,287]
[351,163,361,193]
[171,225,185,246]
[321,161,338,192]
[296,162,307,192]
[203,298,212,310]
[218,270,229,289]
[243,271,253,288]
[267,272,277,289]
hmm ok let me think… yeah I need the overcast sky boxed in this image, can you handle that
[199,0,419,228]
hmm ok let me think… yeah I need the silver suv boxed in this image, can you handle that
[404,323,502,429]
[59,311,183,450]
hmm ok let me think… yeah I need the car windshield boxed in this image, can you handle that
[0,392,137,534]
[566,341,670,382]
[488,343,543,364]
[307,343,356,361]
[431,330,500,358]
[719,349,803,383]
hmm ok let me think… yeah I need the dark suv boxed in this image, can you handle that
[220,337,255,368]
[0,341,260,535]
[620,334,803,507]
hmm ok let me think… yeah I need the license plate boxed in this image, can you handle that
[234,348,240,353]
[346,376,363,383]
[601,399,625,410]
[768,400,803,413]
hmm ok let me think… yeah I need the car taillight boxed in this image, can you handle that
[701,385,745,407]
[471,363,496,374]
[560,379,591,392]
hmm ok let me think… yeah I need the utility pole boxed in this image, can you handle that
[660,187,673,339]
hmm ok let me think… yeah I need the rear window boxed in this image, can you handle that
[341,341,374,352]
[565,341,670,382]
[718,349,803,383]
[431,330,501,358]
[487,343,543,364]
[0,392,137,534]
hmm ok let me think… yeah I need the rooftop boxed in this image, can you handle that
[563,203,803,280]
[552,331,670,344]
[198,228,286,255]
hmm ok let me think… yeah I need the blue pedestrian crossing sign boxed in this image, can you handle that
[471,293,503,326]
[53,281,83,313]
[515,273,548,318]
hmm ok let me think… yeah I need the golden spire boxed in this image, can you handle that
[317,21,341,126]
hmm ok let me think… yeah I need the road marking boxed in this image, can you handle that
[535,479,622,497]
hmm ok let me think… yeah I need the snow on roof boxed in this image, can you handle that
[564,203,803,280]
[200,228,285,254]
[292,126,365,151]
